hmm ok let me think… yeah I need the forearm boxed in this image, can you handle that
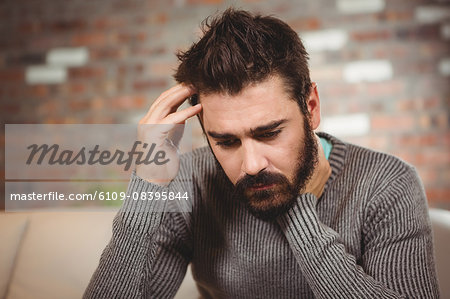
[278,193,431,299]
[84,173,171,298]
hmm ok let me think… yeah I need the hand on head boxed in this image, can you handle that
[136,84,202,185]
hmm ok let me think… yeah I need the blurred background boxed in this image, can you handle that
[1,0,449,210]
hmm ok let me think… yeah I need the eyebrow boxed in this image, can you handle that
[207,119,287,139]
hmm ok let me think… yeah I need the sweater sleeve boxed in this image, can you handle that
[277,166,439,299]
[83,171,193,299]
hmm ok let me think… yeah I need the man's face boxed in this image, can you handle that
[199,75,320,221]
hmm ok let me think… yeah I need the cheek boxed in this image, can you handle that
[269,149,294,175]
[211,148,242,185]
[271,135,303,176]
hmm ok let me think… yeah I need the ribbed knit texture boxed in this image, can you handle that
[84,132,439,298]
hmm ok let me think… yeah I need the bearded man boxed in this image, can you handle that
[85,9,439,298]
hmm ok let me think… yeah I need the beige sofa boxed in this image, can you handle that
[1,208,448,299]
[0,210,198,299]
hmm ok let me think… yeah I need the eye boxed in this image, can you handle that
[216,139,240,148]
[258,130,281,140]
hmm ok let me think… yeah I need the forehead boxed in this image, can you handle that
[200,76,301,133]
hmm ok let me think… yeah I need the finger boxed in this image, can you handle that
[152,85,195,116]
[161,103,202,124]
[140,85,186,124]
[144,85,196,123]
[151,84,194,112]
[151,84,185,108]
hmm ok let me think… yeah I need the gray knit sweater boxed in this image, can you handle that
[84,133,439,298]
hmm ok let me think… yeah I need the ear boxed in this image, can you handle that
[306,82,321,130]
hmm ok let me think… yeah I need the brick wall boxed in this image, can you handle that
[1,0,449,209]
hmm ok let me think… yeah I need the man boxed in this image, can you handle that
[85,9,439,298]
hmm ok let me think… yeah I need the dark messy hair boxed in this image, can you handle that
[174,8,312,115]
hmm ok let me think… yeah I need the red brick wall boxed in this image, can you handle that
[1,0,449,209]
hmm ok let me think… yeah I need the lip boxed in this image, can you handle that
[249,183,276,191]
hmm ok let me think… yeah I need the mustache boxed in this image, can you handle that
[235,171,289,190]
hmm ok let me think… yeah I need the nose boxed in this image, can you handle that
[240,140,269,176]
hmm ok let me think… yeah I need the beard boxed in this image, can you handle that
[232,118,318,221]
